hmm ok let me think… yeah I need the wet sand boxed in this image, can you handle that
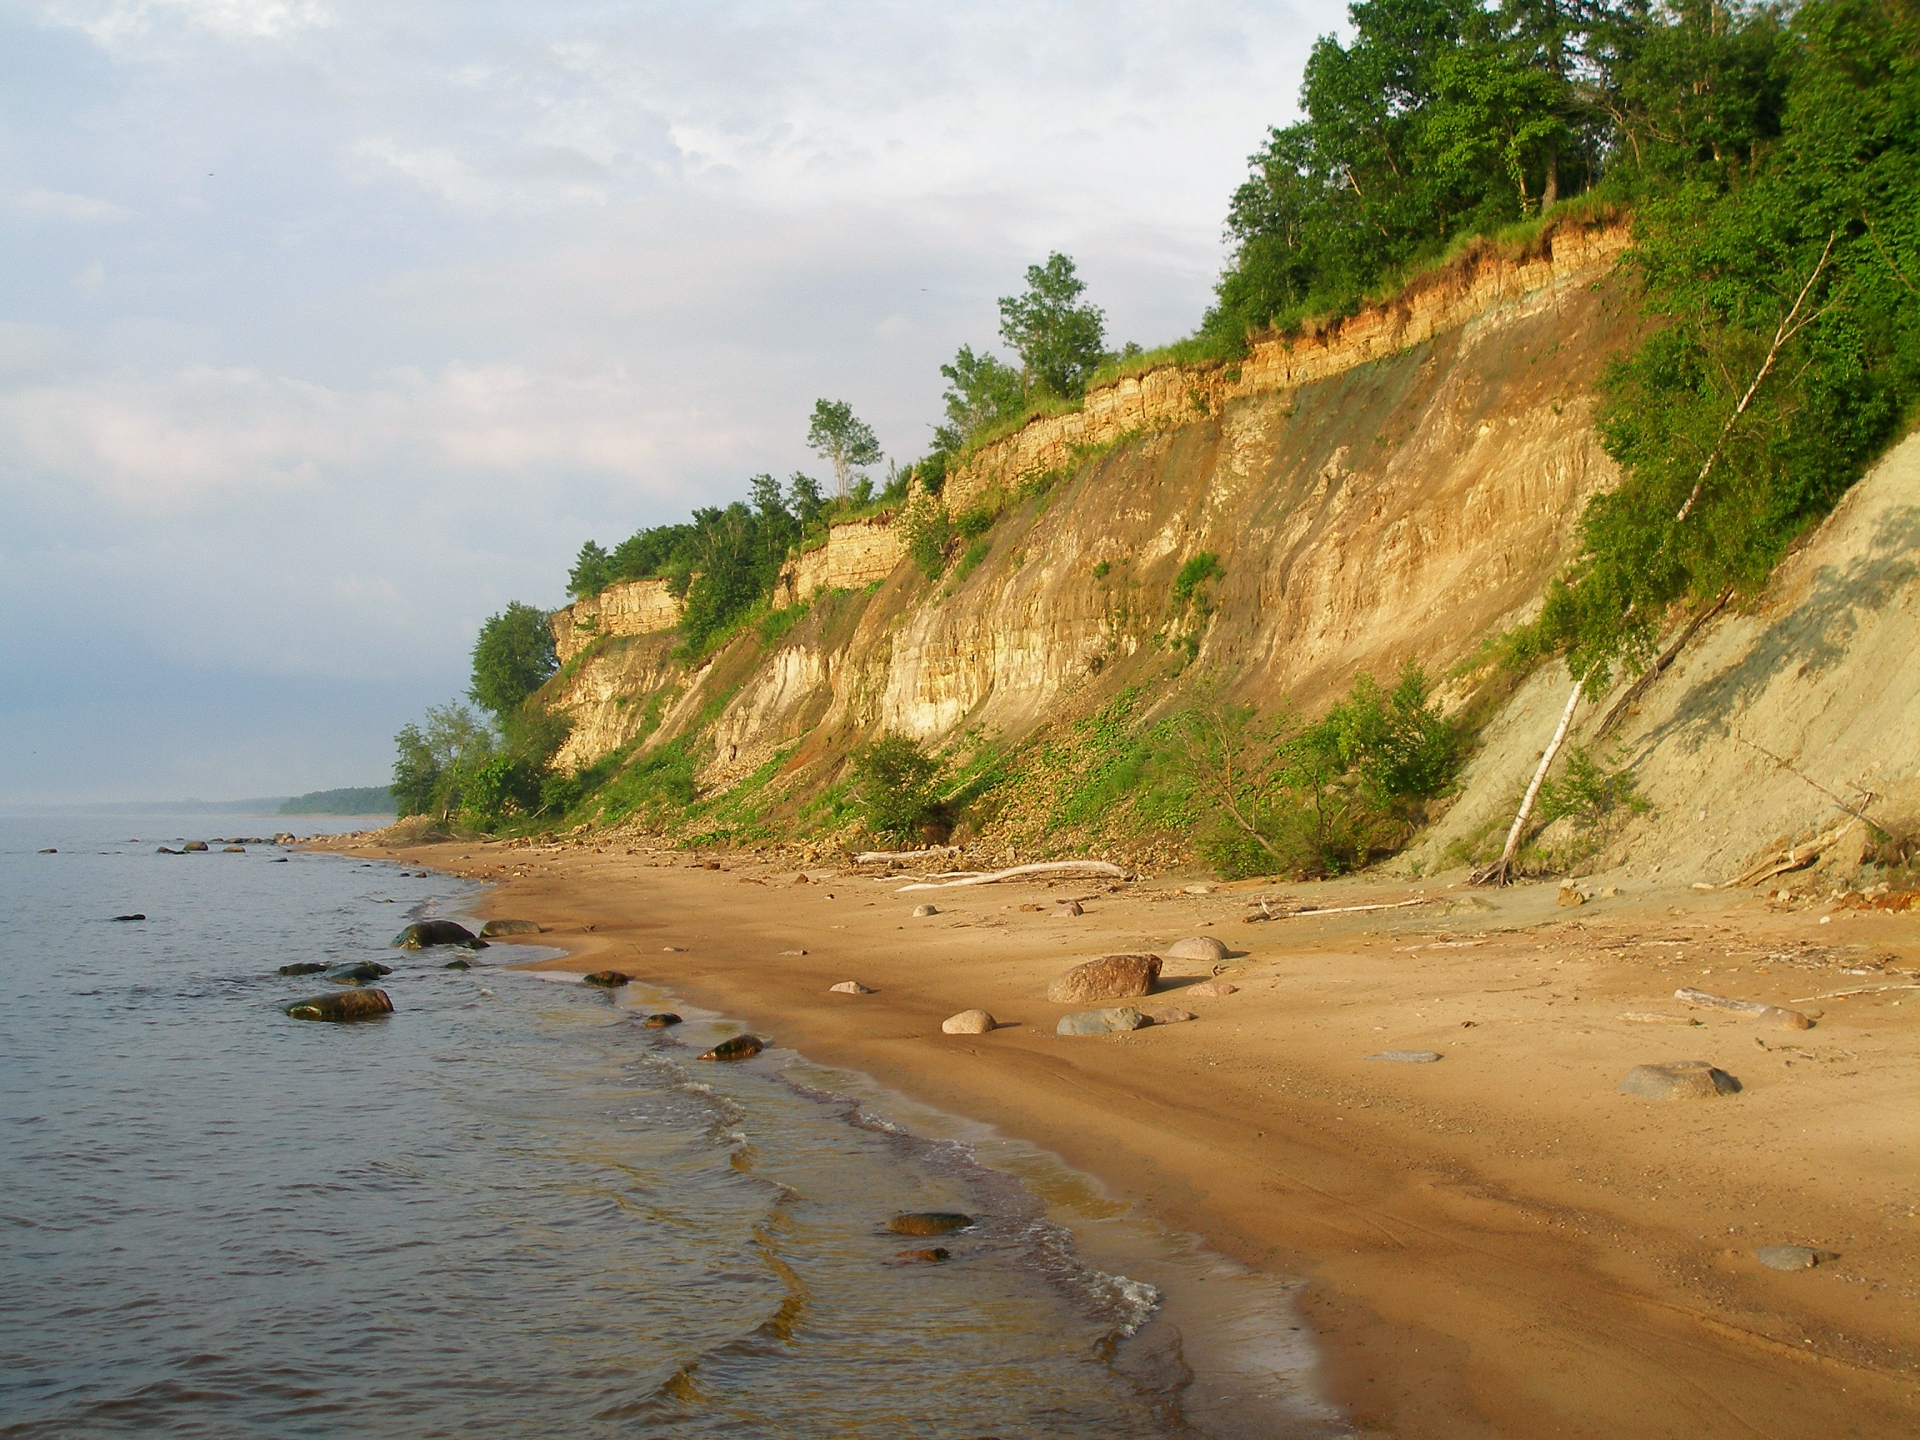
[343,833,1920,1437]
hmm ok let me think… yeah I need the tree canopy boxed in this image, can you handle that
[998,252,1108,399]
[469,601,557,721]
[806,399,882,499]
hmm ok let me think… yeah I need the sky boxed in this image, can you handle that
[0,0,1347,806]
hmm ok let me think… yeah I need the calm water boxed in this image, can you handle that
[0,814,1340,1439]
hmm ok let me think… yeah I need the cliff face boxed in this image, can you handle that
[540,218,1693,854]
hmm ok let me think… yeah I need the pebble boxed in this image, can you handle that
[1051,901,1083,917]
[912,904,939,917]
[1757,1245,1832,1271]
[1366,1050,1442,1063]
[942,1009,995,1034]
[663,945,686,952]
[1184,980,1238,998]
[829,981,874,994]
[780,948,809,956]
[1617,1061,1740,1100]
[1146,1007,1195,1025]
[887,1212,973,1236]
[1166,935,1230,962]
[1056,1006,1148,1036]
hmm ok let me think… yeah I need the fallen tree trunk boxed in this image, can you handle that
[896,861,1127,892]
[1721,821,1855,888]
[853,845,963,865]
[1244,896,1432,921]
[1594,586,1734,739]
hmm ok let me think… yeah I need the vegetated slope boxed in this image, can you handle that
[541,222,1644,859]
[1409,430,1920,886]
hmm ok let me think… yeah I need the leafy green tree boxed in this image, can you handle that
[997,253,1107,399]
[787,471,828,530]
[470,602,557,721]
[807,399,882,499]
[933,343,1026,451]
[391,701,496,821]
[567,541,610,599]
[850,736,949,840]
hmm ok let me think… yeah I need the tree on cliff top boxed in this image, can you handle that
[998,252,1107,399]
[470,602,557,721]
[807,399,882,500]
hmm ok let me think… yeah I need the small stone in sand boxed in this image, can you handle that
[1617,1061,1740,1100]
[829,981,874,994]
[1166,935,1229,962]
[942,1009,995,1034]
[663,945,686,952]
[641,1013,682,1027]
[1367,1050,1442,1063]
[1757,1245,1833,1271]
[1184,980,1237,998]
[912,904,939,917]
[888,1212,972,1236]
[1146,1007,1195,1025]
[1182,884,1212,895]
[893,1247,950,1263]
[1558,886,1586,907]
[780,948,809,956]
[793,873,810,884]
[1056,1006,1148,1036]
[1051,901,1083,917]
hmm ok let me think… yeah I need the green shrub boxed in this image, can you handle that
[955,505,996,539]
[850,736,949,840]
[950,538,991,585]
[1172,552,1222,605]
[1536,747,1647,826]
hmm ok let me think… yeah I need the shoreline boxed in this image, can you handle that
[340,832,1920,1437]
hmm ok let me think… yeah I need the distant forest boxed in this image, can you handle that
[280,786,395,816]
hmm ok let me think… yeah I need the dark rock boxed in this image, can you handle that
[699,1034,764,1061]
[1051,901,1083,917]
[443,958,471,970]
[326,961,393,985]
[111,914,146,922]
[156,847,180,854]
[888,1212,973,1236]
[893,1248,950,1263]
[391,920,486,950]
[1618,1061,1741,1100]
[278,962,327,976]
[285,989,393,1022]
[641,1013,683,1028]
[1056,1006,1149,1036]
[271,857,289,863]
[582,970,630,987]
[37,847,56,854]
[1046,953,1161,1004]
[479,918,541,938]
[182,841,209,852]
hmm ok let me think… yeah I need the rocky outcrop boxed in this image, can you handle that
[773,514,905,606]
[551,578,682,663]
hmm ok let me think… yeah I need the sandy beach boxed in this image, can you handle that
[344,832,1920,1438]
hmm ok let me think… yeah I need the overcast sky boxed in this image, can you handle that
[0,0,1346,806]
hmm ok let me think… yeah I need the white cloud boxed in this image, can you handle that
[41,0,330,46]
[12,188,132,222]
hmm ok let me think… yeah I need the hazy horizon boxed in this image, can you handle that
[0,0,1345,804]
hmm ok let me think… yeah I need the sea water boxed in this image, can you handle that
[0,814,1341,1438]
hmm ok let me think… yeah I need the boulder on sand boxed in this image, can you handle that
[941,1009,995,1034]
[479,919,541,938]
[1146,1007,1195,1025]
[1184,980,1237,998]
[1046,953,1160,1004]
[391,920,486,950]
[1757,1245,1834,1271]
[582,970,630,987]
[888,1212,973,1236]
[285,989,393,1021]
[325,961,392,985]
[1165,935,1229,962]
[1051,901,1083,917]
[1056,1007,1148,1036]
[1617,1061,1741,1100]
[700,1035,765,1061]
[829,981,874,994]
[912,904,939,917]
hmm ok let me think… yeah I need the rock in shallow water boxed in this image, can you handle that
[110,914,145,922]
[1165,935,1229,962]
[1056,1006,1148,1036]
[285,989,393,1022]
[326,961,393,985]
[581,970,629,988]
[641,1013,682,1027]
[391,920,486,950]
[941,1009,995,1034]
[888,1212,972,1236]
[1617,1061,1740,1100]
[700,1035,765,1061]
[1046,953,1160,1004]
[893,1247,950,1264]
[479,918,541,937]
[278,962,327,976]
[443,958,470,970]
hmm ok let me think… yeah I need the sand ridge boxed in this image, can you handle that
[341,832,1920,1438]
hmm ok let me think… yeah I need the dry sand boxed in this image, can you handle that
[338,833,1920,1438]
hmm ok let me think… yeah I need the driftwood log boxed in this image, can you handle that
[854,845,963,865]
[1720,821,1855,888]
[896,861,1127,892]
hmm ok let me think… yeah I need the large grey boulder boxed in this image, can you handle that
[1618,1061,1741,1100]
[1046,954,1160,1005]
[1056,1006,1148,1036]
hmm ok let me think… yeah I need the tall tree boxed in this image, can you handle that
[807,399,882,499]
[997,253,1107,399]
[469,602,558,721]
[934,343,1026,451]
